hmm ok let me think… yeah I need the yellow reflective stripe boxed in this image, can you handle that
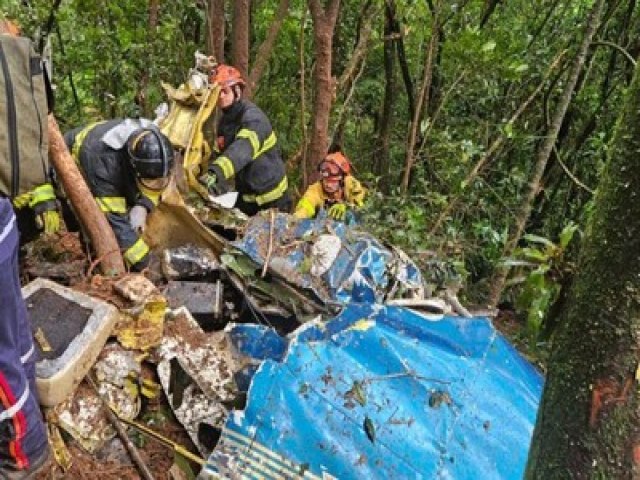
[242,176,288,206]
[123,238,150,266]
[255,131,277,158]
[96,196,127,213]
[28,183,56,207]
[297,197,316,218]
[214,156,235,179]
[236,129,260,158]
[72,121,105,163]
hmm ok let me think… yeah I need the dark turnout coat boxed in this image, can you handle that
[64,119,155,269]
[208,99,290,214]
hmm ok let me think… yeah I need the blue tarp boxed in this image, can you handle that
[202,304,543,479]
[231,214,424,305]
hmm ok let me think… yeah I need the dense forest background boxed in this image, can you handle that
[5,0,640,357]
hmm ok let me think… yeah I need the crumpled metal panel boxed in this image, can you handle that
[232,214,424,305]
[201,304,542,479]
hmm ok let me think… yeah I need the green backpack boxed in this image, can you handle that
[0,34,50,199]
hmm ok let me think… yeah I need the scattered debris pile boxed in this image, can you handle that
[19,60,540,476]
[20,199,543,479]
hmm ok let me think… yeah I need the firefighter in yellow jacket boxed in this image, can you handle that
[294,151,366,221]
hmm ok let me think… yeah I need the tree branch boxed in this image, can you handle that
[489,0,605,308]
[592,40,637,66]
[337,3,378,91]
[247,0,291,96]
[401,4,441,194]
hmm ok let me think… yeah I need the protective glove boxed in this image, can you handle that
[327,203,348,221]
[198,172,222,195]
[35,210,61,234]
[129,205,148,233]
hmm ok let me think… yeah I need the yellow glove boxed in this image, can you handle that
[328,203,347,221]
[36,210,61,234]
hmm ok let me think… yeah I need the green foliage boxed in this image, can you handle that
[506,222,579,347]
[3,0,633,357]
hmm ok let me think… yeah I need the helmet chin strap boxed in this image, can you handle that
[233,84,243,103]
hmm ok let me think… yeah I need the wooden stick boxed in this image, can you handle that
[48,115,125,275]
[118,417,205,466]
[261,209,276,278]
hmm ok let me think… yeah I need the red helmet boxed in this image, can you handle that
[319,152,351,176]
[210,64,246,89]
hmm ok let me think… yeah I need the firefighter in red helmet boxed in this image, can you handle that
[199,64,290,215]
[294,150,366,221]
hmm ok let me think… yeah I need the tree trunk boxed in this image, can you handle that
[37,0,63,53]
[376,0,397,189]
[232,0,250,79]
[247,0,291,97]
[298,7,309,187]
[525,48,640,480]
[488,0,604,308]
[54,24,81,115]
[47,115,125,275]
[400,5,440,194]
[206,0,225,61]
[307,0,341,183]
[135,0,159,116]
[395,16,415,120]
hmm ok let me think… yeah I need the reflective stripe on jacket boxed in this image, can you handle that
[209,99,287,202]
[63,119,153,269]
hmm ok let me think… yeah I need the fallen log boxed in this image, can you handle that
[48,114,125,275]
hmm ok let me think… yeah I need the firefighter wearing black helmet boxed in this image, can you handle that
[64,119,174,270]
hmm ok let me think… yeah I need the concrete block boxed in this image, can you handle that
[22,278,119,407]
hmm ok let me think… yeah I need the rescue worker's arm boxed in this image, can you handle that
[209,112,275,182]
[294,183,325,219]
[12,183,60,234]
[345,175,366,208]
[326,177,366,222]
[130,177,167,231]
[106,213,150,271]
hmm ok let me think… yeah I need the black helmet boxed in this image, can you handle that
[126,128,174,179]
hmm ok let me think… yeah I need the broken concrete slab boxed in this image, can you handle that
[23,278,119,407]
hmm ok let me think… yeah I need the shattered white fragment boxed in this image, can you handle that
[231,410,245,427]
[310,234,341,277]
[113,274,159,305]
